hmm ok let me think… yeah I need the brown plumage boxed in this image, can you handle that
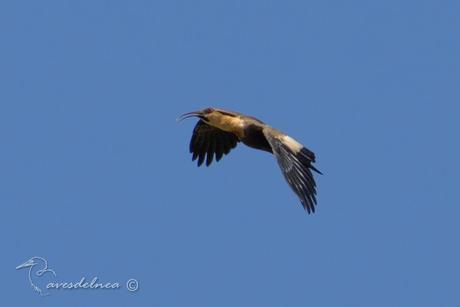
[178,107,322,213]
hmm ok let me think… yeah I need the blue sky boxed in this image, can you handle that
[1,0,459,306]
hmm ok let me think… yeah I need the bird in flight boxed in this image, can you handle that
[178,107,322,213]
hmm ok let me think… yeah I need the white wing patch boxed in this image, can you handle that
[282,135,303,153]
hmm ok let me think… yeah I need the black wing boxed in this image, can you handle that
[263,130,320,213]
[189,120,239,167]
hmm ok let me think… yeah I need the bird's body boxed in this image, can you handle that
[179,107,322,213]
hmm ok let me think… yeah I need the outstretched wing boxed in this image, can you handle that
[263,128,321,213]
[189,120,239,167]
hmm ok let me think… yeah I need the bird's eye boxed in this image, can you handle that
[203,107,214,114]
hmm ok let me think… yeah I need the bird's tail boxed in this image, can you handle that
[299,147,323,175]
[309,164,323,175]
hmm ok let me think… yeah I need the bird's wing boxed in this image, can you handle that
[263,128,319,213]
[189,120,239,167]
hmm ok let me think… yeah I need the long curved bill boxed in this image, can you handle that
[177,111,203,122]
